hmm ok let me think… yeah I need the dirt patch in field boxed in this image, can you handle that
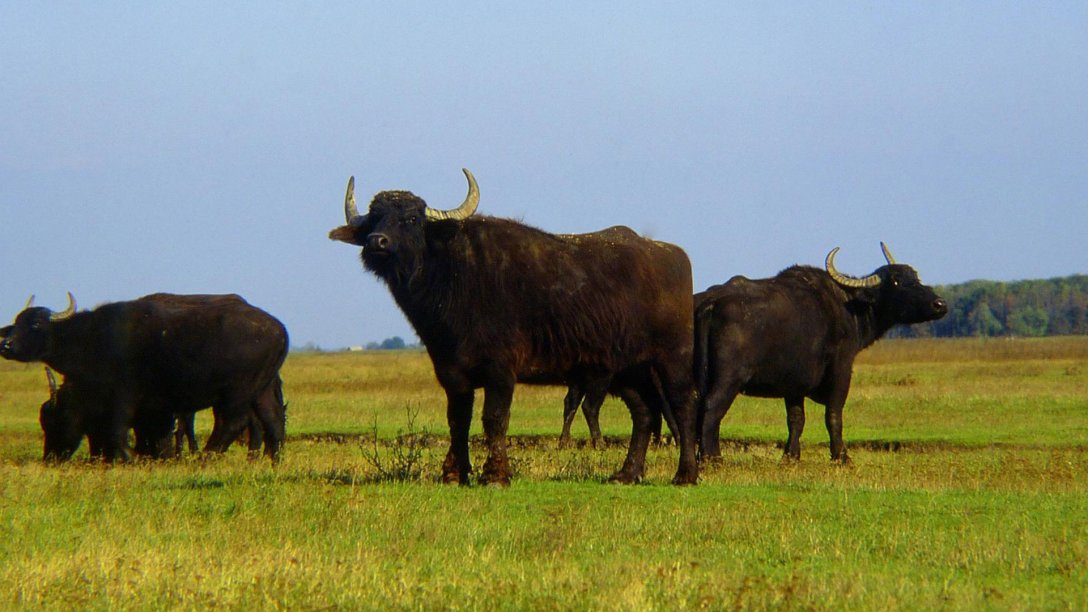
[289,433,1084,453]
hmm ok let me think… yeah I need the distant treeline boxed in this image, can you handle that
[891,274,1088,338]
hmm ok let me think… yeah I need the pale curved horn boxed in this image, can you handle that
[425,168,479,221]
[49,292,76,322]
[44,367,58,399]
[825,248,881,289]
[344,176,362,224]
[24,295,35,310]
[880,242,896,265]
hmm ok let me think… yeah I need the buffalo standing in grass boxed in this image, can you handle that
[695,243,948,462]
[3,293,288,461]
[329,169,699,485]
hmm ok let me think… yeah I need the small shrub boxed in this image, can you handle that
[359,404,432,483]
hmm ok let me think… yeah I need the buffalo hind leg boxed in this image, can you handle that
[558,384,584,449]
[581,382,608,449]
[441,387,474,485]
[783,395,805,461]
[252,383,285,461]
[699,379,742,462]
[654,364,699,485]
[479,374,516,487]
[610,383,654,484]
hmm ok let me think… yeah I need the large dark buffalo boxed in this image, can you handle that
[329,169,699,485]
[695,243,948,463]
[3,292,288,461]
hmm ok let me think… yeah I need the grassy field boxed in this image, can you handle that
[0,337,1085,609]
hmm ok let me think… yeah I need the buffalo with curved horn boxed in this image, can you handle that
[694,243,947,463]
[330,169,699,486]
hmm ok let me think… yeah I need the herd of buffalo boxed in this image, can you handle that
[1,169,948,485]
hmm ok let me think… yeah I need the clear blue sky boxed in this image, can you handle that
[2,3,1086,349]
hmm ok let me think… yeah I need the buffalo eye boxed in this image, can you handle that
[408,215,419,226]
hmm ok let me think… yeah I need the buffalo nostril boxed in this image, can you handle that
[934,298,947,312]
[366,234,390,251]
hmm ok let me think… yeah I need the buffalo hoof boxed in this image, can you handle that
[698,453,725,466]
[557,436,573,450]
[479,475,511,488]
[831,453,853,466]
[607,470,643,485]
[671,472,698,486]
[479,463,512,488]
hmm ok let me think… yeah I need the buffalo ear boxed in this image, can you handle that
[328,224,366,246]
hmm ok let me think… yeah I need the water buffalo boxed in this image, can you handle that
[695,243,948,463]
[3,292,288,462]
[330,169,699,485]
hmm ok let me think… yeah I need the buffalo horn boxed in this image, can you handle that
[343,176,364,225]
[24,295,35,310]
[49,292,76,322]
[825,248,881,289]
[424,168,479,221]
[881,241,896,265]
[44,367,58,400]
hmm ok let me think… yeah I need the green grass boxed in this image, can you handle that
[0,338,1086,609]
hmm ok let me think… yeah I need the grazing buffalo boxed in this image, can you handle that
[330,169,699,485]
[40,368,271,462]
[3,292,288,462]
[694,243,948,462]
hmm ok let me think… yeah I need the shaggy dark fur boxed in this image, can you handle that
[331,182,699,485]
[695,259,947,462]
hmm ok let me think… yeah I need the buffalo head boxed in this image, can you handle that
[328,169,479,284]
[0,293,76,362]
[825,243,948,325]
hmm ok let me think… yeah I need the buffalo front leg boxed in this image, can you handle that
[783,395,805,461]
[824,400,850,464]
[479,376,515,487]
[441,388,474,485]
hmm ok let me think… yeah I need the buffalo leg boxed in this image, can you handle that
[824,400,850,464]
[581,382,608,449]
[784,395,805,460]
[245,412,265,458]
[699,379,742,461]
[252,383,285,461]
[654,364,699,485]
[610,383,654,484]
[103,399,135,462]
[174,412,197,456]
[479,374,516,487]
[441,387,474,485]
[559,384,584,448]
[204,403,250,455]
